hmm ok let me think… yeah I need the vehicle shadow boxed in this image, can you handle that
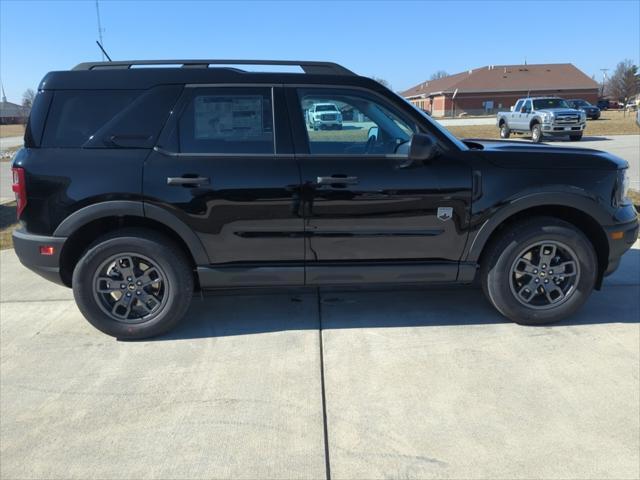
[148,254,639,342]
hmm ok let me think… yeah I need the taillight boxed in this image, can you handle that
[11,167,27,219]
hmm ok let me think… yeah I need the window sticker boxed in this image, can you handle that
[194,95,265,140]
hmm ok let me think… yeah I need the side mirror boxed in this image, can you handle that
[510,106,514,112]
[402,133,438,168]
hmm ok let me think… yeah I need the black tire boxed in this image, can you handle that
[530,123,542,143]
[499,123,511,138]
[72,228,194,339]
[480,217,597,325]
[569,134,583,141]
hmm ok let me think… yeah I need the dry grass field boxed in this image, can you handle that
[446,110,639,140]
[0,203,18,250]
[0,124,25,138]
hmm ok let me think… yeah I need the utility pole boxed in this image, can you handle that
[95,0,105,61]
[600,68,609,98]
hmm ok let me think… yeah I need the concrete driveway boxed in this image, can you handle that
[1,242,638,479]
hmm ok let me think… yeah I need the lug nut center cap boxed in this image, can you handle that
[128,284,136,290]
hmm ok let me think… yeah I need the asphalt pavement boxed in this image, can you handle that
[1,241,638,479]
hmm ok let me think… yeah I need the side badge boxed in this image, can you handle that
[437,207,453,222]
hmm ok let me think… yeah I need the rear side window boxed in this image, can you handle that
[42,90,141,147]
[177,87,274,154]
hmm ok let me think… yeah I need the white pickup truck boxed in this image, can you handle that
[496,97,587,143]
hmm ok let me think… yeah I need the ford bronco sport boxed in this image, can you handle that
[11,60,638,339]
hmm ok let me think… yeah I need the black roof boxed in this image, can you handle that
[39,59,380,91]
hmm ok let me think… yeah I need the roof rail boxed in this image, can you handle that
[72,59,356,76]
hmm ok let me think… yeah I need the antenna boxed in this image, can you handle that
[96,41,112,61]
[95,0,105,60]
[1,80,6,103]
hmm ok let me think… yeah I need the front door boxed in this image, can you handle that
[287,87,472,285]
[144,85,304,286]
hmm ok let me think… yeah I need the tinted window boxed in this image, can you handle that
[523,100,532,112]
[298,88,416,155]
[532,98,570,109]
[42,90,141,147]
[178,87,274,154]
[514,100,524,111]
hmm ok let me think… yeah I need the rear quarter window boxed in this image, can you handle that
[42,90,141,147]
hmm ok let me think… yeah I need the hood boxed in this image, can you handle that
[463,139,628,170]
[537,108,583,115]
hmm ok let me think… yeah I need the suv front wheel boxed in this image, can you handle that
[72,229,194,339]
[480,217,597,325]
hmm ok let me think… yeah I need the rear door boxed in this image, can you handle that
[287,86,472,285]
[143,85,304,286]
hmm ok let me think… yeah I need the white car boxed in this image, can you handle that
[307,103,343,130]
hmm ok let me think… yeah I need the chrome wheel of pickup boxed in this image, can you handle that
[509,241,580,310]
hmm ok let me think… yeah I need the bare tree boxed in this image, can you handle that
[607,60,638,101]
[429,70,449,80]
[22,88,36,109]
[371,77,392,89]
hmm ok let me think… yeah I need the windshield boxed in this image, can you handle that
[573,100,591,107]
[533,98,571,109]
[315,104,338,112]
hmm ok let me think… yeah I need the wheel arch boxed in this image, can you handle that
[468,197,610,288]
[529,117,541,129]
[55,201,208,287]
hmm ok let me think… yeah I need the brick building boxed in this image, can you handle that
[402,63,599,117]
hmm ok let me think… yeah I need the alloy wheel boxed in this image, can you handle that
[509,241,580,310]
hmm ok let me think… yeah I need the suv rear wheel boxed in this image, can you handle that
[72,229,194,339]
[480,217,597,325]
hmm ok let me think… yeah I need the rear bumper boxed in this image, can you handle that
[603,216,639,276]
[12,228,67,286]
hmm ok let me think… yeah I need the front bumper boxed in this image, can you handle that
[12,228,67,286]
[542,122,586,135]
[603,214,639,276]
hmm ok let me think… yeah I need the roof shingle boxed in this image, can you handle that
[402,63,598,98]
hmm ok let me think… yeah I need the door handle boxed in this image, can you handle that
[316,175,359,186]
[167,176,210,186]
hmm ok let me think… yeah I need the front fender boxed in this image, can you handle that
[464,191,610,262]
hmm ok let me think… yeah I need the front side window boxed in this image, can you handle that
[514,100,524,111]
[523,100,532,112]
[178,87,274,154]
[298,88,416,155]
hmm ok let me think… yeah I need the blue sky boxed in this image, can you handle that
[1,0,639,102]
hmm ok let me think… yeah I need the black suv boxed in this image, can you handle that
[11,60,638,339]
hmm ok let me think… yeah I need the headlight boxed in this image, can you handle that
[614,169,630,205]
[580,112,587,122]
[542,112,555,123]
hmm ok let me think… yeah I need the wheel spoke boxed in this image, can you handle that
[514,258,538,275]
[554,260,578,277]
[95,276,120,293]
[117,256,136,280]
[111,294,133,319]
[517,278,539,303]
[539,244,557,268]
[137,267,161,287]
[542,281,565,304]
[138,291,160,310]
